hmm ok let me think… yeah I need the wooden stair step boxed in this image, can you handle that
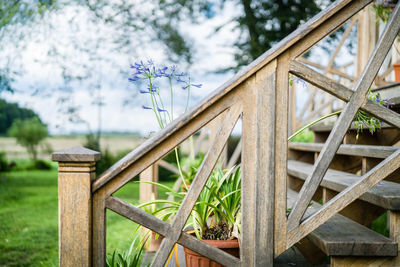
[289,142,398,158]
[287,160,400,210]
[287,190,398,257]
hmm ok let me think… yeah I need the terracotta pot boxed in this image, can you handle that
[394,63,400,82]
[184,239,239,267]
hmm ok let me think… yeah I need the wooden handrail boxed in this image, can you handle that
[93,0,370,193]
[55,1,400,266]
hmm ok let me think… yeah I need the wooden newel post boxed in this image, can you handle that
[52,146,101,267]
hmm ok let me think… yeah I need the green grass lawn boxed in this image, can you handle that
[0,167,174,266]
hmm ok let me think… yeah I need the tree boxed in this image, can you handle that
[8,117,48,162]
[0,0,334,137]
[0,99,39,135]
[154,0,329,69]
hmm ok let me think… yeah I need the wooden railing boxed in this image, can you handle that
[53,0,400,266]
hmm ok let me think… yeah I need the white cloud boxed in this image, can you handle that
[1,2,240,135]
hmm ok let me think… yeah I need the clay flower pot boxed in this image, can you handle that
[147,232,164,252]
[184,239,239,267]
[394,63,400,82]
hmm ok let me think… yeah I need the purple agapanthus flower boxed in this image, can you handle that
[383,98,395,108]
[176,77,186,83]
[130,60,202,129]
[191,84,202,88]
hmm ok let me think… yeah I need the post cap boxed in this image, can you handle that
[52,146,101,162]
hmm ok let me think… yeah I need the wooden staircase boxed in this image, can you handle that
[288,99,400,266]
[52,1,400,266]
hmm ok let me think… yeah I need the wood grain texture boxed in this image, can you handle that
[322,188,385,227]
[289,60,400,128]
[331,256,398,267]
[92,188,106,267]
[57,162,96,267]
[288,159,400,210]
[241,75,257,267]
[105,196,240,266]
[97,88,243,196]
[151,104,242,266]
[287,190,397,257]
[52,146,100,162]
[288,150,400,247]
[287,4,400,230]
[389,211,400,266]
[274,54,289,256]
[254,62,276,266]
[92,0,365,193]
[289,142,398,159]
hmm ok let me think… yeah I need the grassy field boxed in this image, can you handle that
[0,135,143,160]
[0,166,174,266]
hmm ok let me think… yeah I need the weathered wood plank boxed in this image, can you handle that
[287,190,397,257]
[287,150,400,247]
[97,88,243,196]
[331,256,398,267]
[274,54,289,256]
[52,146,101,162]
[288,159,400,210]
[287,4,400,230]
[389,211,400,266]
[289,60,400,128]
[151,104,242,266]
[362,99,400,128]
[254,62,276,266]
[92,188,106,267]
[322,187,385,227]
[241,75,257,266]
[105,196,240,267]
[289,142,398,159]
[92,0,367,193]
[58,164,95,267]
[53,147,100,267]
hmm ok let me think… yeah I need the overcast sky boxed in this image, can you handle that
[0,1,360,136]
[1,2,242,135]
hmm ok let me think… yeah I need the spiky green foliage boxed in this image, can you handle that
[137,166,242,240]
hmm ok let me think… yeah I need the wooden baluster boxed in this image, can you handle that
[139,163,159,205]
[52,146,100,267]
[242,60,277,266]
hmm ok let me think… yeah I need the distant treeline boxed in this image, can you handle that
[0,98,40,135]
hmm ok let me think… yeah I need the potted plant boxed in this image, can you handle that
[138,165,242,267]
